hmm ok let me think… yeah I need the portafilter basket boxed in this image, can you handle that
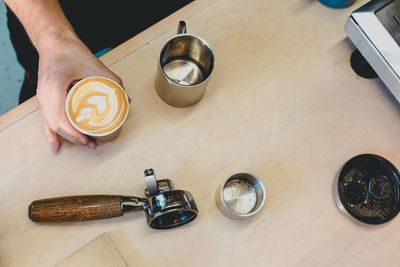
[216,172,266,219]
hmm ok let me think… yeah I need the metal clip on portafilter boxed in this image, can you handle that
[28,169,198,229]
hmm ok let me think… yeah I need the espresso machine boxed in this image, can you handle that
[345,0,400,101]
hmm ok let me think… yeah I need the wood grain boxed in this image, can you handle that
[29,195,122,222]
[3,0,400,266]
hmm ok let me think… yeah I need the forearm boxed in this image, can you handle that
[4,0,79,53]
[5,0,123,152]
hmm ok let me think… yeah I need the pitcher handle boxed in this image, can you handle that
[177,21,186,34]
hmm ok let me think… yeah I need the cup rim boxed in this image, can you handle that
[218,172,266,217]
[159,33,215,88]
[65,76,130,137]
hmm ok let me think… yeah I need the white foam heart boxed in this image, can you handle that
[88,95,107,114]
[76,108,92,122]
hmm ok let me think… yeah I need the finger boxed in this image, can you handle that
[103,75,131,103]
[83,65,131,102]
[38,81,90,146]
[101,72,123,88]
[86,68,124,88]
[99,74,131,103]
[56,117,89,146]
[43,120,60,152]
[85,139,97,149]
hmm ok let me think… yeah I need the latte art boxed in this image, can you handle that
[66,77,128,135]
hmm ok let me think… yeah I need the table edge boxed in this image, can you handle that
[0,0,218,133]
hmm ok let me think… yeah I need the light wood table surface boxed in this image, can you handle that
[2,0,400,266]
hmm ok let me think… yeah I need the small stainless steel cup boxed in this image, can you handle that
[216,172,266,219]
[155,21,215,107]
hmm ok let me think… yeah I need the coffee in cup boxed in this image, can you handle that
[65,76,129,142]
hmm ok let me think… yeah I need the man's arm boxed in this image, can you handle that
[5,0,75,54]
[5,0,125,152]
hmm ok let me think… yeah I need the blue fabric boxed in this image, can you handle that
[94,47,112,58]
[319,0,355,8]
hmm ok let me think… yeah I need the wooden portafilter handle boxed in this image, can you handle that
[28,195,146,222]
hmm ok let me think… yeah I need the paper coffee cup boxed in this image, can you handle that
[65,76,129,142]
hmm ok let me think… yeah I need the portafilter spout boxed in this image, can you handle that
[28,169,198,229]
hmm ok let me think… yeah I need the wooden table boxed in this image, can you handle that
[1,0,400,266]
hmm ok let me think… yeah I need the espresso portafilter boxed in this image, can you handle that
[28,169,198,229]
